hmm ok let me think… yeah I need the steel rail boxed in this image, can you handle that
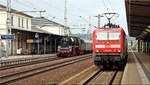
[0,56,61,70]
[107,71,118,85]
[82,70,103,85]
[0,54,91,70]
[0,55,91,85]
[82,70,118,85]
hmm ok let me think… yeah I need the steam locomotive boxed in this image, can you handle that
[57,36,92,57]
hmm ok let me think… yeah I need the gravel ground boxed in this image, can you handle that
[62,65,99,84]
[0,54,90,77]
[112,71,123,84]
[8,56,93,85]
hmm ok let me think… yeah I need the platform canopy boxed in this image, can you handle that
[125,0,150,37]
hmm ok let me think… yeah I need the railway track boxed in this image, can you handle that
[0,55,91,85]
[0,56,62,70]
[82,70,121,85]
[0,53,88,70]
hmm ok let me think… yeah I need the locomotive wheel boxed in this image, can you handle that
[119,61,125,70]
[72,48,76,56]
[70,52,73,57]
[98,65,104,69]
[76,48,80,55]
[94,61,99,66]
[123,56,128,65]
[56,54,59,57]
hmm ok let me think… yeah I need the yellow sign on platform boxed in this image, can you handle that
[27,39,34,43]
[140,40,143,42]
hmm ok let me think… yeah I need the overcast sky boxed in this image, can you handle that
[0,0,128,34]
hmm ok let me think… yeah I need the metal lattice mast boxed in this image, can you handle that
[64,0,68,36]
[6,0,11,57]
[95,14,104,29]
[88,16,91,40]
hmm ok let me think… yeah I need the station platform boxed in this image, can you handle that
[121,51,150,84]
[0,54,56,61]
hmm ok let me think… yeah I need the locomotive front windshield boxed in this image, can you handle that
[60,37,74,47]
[96,31,121,40]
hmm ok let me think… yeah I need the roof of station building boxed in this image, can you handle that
[0,4,32,18]
[11,27,53,35]
[31,17,68,28]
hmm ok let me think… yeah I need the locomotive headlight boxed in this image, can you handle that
[96,45,105,48]
[58,46,61,51]
[96,49,99,52]
[69,46,72,48]
[58,46,61,48]
[118,49,120,52]
[110,45,120,48]
[58,48,60,51]
[69,46,72,51]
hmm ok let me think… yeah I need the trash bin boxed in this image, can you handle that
[2,50,6,57]
[17,48,22,55]
[23,49,29,55]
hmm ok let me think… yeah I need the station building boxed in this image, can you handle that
[0,4,70,56]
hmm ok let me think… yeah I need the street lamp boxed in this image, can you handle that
[44,35,50,54]
[35,33,40,54]
[55,37,61,53]
[0,39,1,57]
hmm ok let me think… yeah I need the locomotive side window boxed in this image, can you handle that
[96,32,107,40]
[109,31,121,40]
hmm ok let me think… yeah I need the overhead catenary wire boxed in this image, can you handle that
[107,0,115,12]
[1,0,99,32]
[100,0,121,27]
[14,0,65,24]
[13,0,86,28]
[79,16,96,29]
[13,0,37,11]
[107,0,120,25]
[0,0,6,5]
[42,0,97,28]
[15,0,32,8]
[39,0,97,29]
[102,0,110,13]
[38,0,85,26]
[12,0,44,17]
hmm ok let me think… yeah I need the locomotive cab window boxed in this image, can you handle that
[96,32,107,40]
[108,31,121,40]
[96,31,121,40]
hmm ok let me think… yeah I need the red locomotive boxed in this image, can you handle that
[93,28,128,68]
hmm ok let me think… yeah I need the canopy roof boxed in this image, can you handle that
[125,0,150,37]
